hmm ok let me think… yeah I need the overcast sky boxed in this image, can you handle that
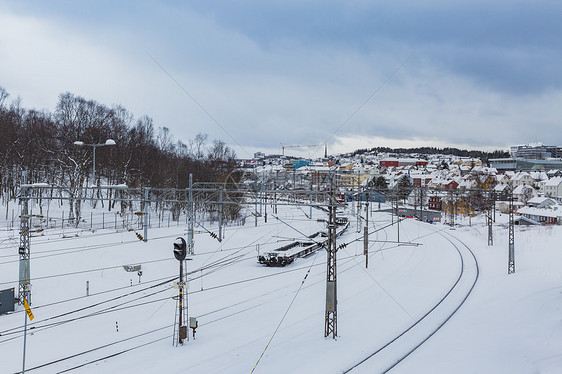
[1,1,561,158]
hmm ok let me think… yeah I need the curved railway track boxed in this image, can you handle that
[342,226,479,373]
[4,207,478,374]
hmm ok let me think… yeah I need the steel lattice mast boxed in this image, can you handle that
[487,191,494,246]
[324,177,338,339]
[508,187,515,274]
[18,180,30,305]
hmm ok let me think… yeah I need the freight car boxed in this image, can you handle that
[258,217,349,266]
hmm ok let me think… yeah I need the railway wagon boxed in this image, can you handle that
[258,217,349,266]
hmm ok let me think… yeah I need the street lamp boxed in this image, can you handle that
[73,139,116,186]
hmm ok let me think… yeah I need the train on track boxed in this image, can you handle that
[258,217,349,266]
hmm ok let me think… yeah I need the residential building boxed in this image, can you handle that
[526,197,557,208]
[379,158,428,168]
[512,184,536,204]
[518,205,562,225]
[544,177,562,201]
[458,158,483,167]
[510,172,533,188]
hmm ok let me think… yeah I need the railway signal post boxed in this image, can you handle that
[173,237,189,345]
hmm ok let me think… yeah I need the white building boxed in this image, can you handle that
[544,177,562,201]
[510,172,534,188]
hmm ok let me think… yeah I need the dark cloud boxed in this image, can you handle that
[2,0,562,152]
[186,1,562,94]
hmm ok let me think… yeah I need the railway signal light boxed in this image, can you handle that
[173,237,187,261]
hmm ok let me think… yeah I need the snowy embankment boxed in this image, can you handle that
[0,206,560,373]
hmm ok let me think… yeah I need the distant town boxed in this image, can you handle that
[240,142,562,225]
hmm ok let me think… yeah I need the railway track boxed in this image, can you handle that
[342,226,479,373]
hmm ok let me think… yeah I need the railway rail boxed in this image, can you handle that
[343,227,479,373]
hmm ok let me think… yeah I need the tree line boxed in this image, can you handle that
[351,146,509,164]
[0,87,241,218]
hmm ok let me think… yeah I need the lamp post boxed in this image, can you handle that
[73,139,116,186]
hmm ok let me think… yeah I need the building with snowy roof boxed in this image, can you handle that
[510,143,562,159]
[518,205,562,225]
[489,158,562,171]
[544,177,562,202]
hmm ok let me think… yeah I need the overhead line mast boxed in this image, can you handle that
[508,187,515,274]
[18,172,31,306]
[324,175,338,339]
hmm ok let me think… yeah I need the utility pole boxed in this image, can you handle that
[18,171,31,306]
[508,188,515,274]
[487,191,493,246]
[309,179,313,219]
[187,174,194,254]
[487,209,493,246]
[356,192,361,233]
[274,180,278,214]
[259,180,263,218]
[143,188,149,242]
[325,177,338,339]
[493,190,496,222]
[419,186,424,222]
[391,196,394,226]
[448,190,456,228]
[364,191,369,268]
[218,187,223,242]
[19,172,31,374]
[397,200,400,243]
[255,190,258,227]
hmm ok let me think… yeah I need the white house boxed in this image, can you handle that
[527,196,557,208]
[544,177,562,201]
[512,184,537,204]
[510,172,534,188]
[496,174,510,185]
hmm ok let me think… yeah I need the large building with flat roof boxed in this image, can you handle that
[490,158,562,171]
[510,143,562,159]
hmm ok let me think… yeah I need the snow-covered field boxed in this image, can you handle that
[1,203,561,373]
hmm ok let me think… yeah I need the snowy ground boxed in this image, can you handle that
[0,203,561,373]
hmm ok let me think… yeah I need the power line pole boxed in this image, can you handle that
[396,199,400,243]
[18,171,31,306]
[143,187,149,242]
[324,177,338,339]
[18,172,31,374]
[310,178,313,219]
[508,188,515,274]
[364,191,369,268]
[487,191,493,246]
[448,189,456,228]
[218,187,223,242]
[493,190,496,222]
[356,192,361,233]
[187,174,194,254]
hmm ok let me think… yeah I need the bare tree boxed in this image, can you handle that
[208,139,236,161]
[0,86,8,108]
[190,132,208,160]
